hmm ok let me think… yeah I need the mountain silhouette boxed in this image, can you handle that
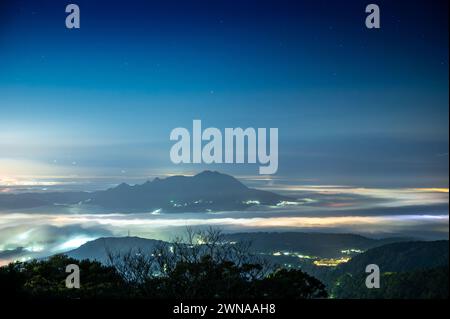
[64,232,414,264]
[335,240,449,274]
[328,240,449,299]
[65,236,165,264]
[224,232,413,258]
[91,170,291,211]
[0,171,292,212]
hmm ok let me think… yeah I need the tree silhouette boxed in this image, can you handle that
[1,228,328,299]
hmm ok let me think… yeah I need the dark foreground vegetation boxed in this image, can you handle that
[332,266,448,299]
[1,229,448,299]
[0,228,327,299]
[310,240,449,299]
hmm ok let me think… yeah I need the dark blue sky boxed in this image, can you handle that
[0,0,448,187]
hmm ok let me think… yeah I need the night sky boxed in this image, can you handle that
[0,0,448,187]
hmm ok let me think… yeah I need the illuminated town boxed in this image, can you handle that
[269,249,357,268]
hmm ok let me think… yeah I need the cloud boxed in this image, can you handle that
[0,223,114,264]
[0,184,448,265]
[0,247,25,259]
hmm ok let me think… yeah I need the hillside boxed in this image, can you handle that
[64,232,413,263]
[224,232,413,258]
[65,236,165,264]
[327,240,449,299]
[335,240,449,274]
[332,266,448,299]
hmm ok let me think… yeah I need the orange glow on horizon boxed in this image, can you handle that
[412,188,449,193]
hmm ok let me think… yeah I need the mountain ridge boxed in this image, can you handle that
[64,232,419,264]
[335,240,450,274]
[0,171,291,212]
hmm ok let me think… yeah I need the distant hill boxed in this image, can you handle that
[64,232,413,263]
[328,241,449,299]
[90,170,291,211]
[224,232,413,258]
[0,191,91,210]
[335,240,449,274]
[65,236,165,264]
[0,171,291,212]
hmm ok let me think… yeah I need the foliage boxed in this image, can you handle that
[332,267,449,299]
[0,228,328,299]
[0,255,125,299]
